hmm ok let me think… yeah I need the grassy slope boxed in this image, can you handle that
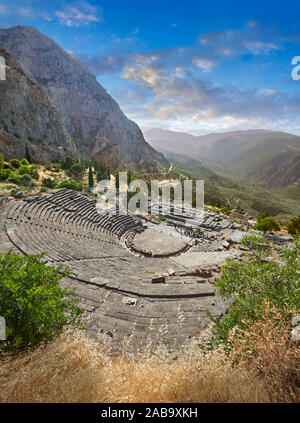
[163,151,300,219]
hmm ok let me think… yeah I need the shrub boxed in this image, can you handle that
[288,216,300,236]
[220,206,231,214]
[18,164,30,175]
[61,156,75,171]
[20,173,32,186]
[0,251,82,352]
[40,186,48,193]
[9,159,21,169]
[159,215,167,222]
[7,173,21,185]
[29,165,39,180]
[42,178,58,189]
[0,169,11,182]
[195,226,202,234]
[254,216,281,234]
[20,158,29,166]
[69,163,85,179]
[59,179,83,192]
[211,234,300,345]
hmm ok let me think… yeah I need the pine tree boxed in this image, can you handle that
[25,144,32,164]
[88,165,94,188]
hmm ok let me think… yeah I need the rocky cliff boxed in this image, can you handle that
[0,48,77,161]
[0,26,167,169]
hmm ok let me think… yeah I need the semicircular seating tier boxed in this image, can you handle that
[0,189,236,350]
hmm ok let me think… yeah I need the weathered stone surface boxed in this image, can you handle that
[0,49,76,162]
[0,191,234,350]
[226,230,250,244]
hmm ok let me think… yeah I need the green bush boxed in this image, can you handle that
[254,216,281,234]
[40,186,48,193]
[288,216,300,236]
[159,215,167,222]
[59,179,83,192]
[7,173,21,185]
[20,158,29,166]
[211,234,300,347]
[0,169,11,182]
[18,164,30,175]
[69,163,85,179]
[0,251,82,352]
[20,173,32,186]
[61,156,75,171]
[220,206,231,214]
[29,165,39,180]
[195,226,202,234]
[9,159,21,169]
[42,178,58,189]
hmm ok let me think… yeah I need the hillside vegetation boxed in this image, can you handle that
[163,151,300,220]
[0,236,299,403]
[145,129,300,188]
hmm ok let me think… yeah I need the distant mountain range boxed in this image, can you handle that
[144,128,300,188]
[0,26,167,169]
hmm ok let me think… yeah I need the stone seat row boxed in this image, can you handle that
[5,189,144,262]
[11,189,142,239]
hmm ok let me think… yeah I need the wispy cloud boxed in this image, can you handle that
[55,2,103,27]
[0,4,7,14]
[118,54,300,132]
[17,6,33,17]
[192,57,215,72]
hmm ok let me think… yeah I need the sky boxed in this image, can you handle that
[1,0,300,135]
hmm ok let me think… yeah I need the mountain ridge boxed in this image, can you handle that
[144,128,300,187]
[0,48,77,162]
[0,25,167,169]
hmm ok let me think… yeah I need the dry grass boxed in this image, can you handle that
[229,305,300,403]
[0,308,298,403]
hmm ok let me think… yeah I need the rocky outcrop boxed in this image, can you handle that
[0,26,167,169]
[0,48,77,161]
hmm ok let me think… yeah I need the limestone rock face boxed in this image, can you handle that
[0,48,76,161]
[0,26,167,169]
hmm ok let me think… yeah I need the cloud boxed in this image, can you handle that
[197,26,281,58]
[192,57,215,72]
[118,56,300,131]
[242,40,280,55]
[0,4,7,14]
[17,6,33,17]
[55,2,103,27]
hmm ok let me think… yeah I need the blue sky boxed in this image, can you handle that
[1,0,300,134]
